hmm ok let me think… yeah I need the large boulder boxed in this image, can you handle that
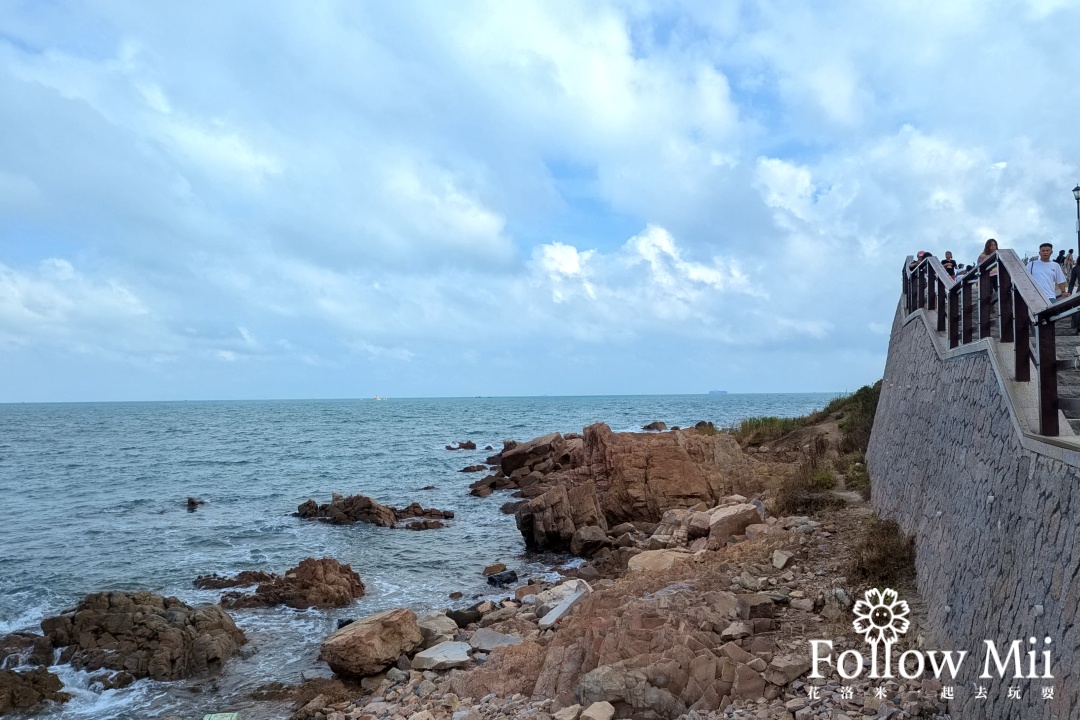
[0,668,69,714]
[705,504,763,549]
[515,482,607,552]
[570,424,749,524]
[38,591,246,681]
[221,558,365,609]
[319,609,423,677]
[501,433,564,475]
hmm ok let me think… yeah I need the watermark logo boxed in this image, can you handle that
[808,587,1055,701]
[852,587,910,646]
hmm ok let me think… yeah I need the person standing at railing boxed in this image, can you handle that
[1065,249,1075,278]
[1027,242,1070,303]
[941,257,957,279]
[978,238,1000,291]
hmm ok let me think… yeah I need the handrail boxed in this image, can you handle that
[902,249,1073,436]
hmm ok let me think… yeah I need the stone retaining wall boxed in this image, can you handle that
[867,302,1080,720]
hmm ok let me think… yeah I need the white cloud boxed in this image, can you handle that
[0,259,152,350]
[4,1,1080,398]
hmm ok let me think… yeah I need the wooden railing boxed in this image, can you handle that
[904,249,1080,436]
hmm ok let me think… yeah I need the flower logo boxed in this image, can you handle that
[852,588,911,646]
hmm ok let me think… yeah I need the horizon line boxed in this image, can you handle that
[0,390,852,405]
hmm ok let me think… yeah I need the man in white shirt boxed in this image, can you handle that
[1027,242,1070,303]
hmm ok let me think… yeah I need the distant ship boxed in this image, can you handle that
[708,390,728,395]
[373,395,384,401]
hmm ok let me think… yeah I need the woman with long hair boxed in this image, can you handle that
[978,238,999,291]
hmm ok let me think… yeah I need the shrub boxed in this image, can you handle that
[838,381,882,454]
[731,416,804,446]
[809,467,836,490]
[730,380,881,449]
[848,517,916,585]
[771,457,845,516]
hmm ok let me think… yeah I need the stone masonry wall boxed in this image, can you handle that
[867,302,1080,720]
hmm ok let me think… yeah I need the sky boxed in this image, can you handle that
[2,0,1080,402]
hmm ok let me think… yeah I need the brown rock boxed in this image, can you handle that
[296,494,397,526]
[501,432,563,475]
[0,668,70,713]
[570,526,611,558]
[295,494,453,528]
[446,441,477,450]
[515,481,608,552]
[706,504,763,549]
[515,485,577,551]
[565,423,750,524]
[221,558,365,609]
[483,563,507,576]
[319,609,423,677]
[38,591,246,681]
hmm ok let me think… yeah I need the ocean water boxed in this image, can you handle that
[0,394,836,719]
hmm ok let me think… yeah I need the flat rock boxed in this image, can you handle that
[538,579,592,630]
[468,628,522,653]
[411,641,472,671]
[417,611,458,649]
[626,549,689,573]
[763,655,812,686]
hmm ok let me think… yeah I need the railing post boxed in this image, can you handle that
[928,266,937,311]
[1038,318,1059,436]
[1015,294,1030,382]
[937,279,947,332]
[979,267,992,339]
[962,281,974,344]
[1000,266,1014,343]
[949,286,960,349]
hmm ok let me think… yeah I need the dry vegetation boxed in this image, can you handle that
[733,381,881,514]
[848,516,917,586]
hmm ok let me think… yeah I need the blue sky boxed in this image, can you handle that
[2,0,1080,402]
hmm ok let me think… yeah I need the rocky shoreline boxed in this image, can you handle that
[2,411,942,720]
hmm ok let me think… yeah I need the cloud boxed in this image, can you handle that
[3,0,1080,399]
[0,259,153,352]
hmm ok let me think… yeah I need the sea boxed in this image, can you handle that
[0,393,837,719]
